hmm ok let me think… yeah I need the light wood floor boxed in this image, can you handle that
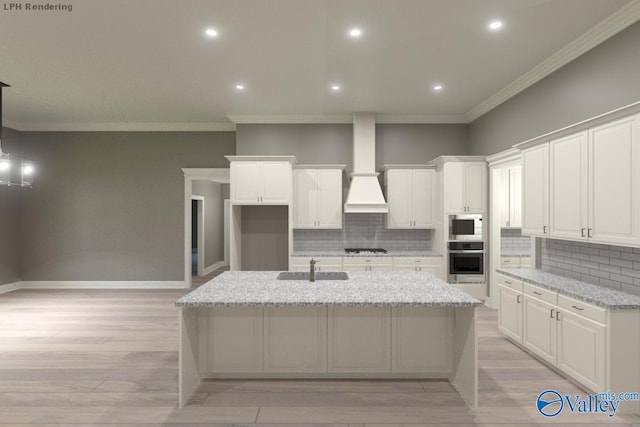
[1,270,638,426]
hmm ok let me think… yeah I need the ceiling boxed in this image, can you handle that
[0,0,637,131]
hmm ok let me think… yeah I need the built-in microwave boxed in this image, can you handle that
[449,214,483,241]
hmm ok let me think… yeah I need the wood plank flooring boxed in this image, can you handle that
[0,269,638,426]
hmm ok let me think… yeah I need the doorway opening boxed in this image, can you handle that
[191,196,205,277]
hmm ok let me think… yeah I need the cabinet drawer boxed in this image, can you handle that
[497,273,523,292]
[292,257,342,265]
[558,295,606,324]
[343,257,391,266]
[520,256,532,268]
[523,283,557,305]
[392,257,442,266]
[500,257,521,268]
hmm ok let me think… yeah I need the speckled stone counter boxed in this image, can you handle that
[497,268,640,309]
[176,271,480,308]
[291,251,442,257]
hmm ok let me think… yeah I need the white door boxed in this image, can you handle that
[445,163,465,213]
[316,169,343,229]
[231,162,262,204]
[557,310,606,392]
[509,166,522,228]
[465,163,487,213]
[549,132,588,240]
[293,169,317,228]
[498,285,523,343]
[522,143,549,237]
[262,162,291,204]
[387,169,413,228]
[522,296,557,365]
[413,169,435,228]
[589,115,640,246]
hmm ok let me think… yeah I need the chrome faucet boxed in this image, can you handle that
[310,258,316,282]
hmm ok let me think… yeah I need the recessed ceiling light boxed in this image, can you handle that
[330,84,341,91]
[488,20,503,31]
[205,28,218,37]
[349,28,362,38]
[433,84,443,91]
[235,84,245,91]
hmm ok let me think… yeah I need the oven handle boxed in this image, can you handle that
[448,250,485,254]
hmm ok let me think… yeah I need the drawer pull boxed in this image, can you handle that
[504,260,511,263]
[533,291,542,296]
[365,260,371,262]
[571,305,584,311]
[505,280,512,285]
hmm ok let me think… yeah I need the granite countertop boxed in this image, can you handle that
[291,251,443,257]
[175,271,481,308]
[497,268,640,309]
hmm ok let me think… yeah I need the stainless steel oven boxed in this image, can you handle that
[449,214,483,241]
[448,241,485,284]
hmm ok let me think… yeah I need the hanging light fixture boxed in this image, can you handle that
[0,82,35,187]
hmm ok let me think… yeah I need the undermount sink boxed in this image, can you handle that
[277,271,349,281]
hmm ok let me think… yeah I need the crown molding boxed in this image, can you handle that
[227,114,467,124]
[465,0,640,122]
[3,121,236,132]
[375,114,467,124]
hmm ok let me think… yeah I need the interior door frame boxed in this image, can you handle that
[182,168,230,288]
[191,196,205,277]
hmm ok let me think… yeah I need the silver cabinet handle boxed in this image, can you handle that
[571,305,584,311]
[581,228,586,237]
[543,225,548,234]
[556,311,561,321]
[550,309,555,319]
[505,280,512,285]
[588,228,593,238]
[533,291,542,296]
[517,295,521,303]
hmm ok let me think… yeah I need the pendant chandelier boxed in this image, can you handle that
[0,82,35,187]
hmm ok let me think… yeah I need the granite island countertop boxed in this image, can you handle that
[497,268,640,309]
[175,271,481,308]
[291,251,442,257]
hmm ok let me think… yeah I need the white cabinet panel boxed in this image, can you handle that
[445,163,466,213]
[231,162,262,203]
[508,166,522,228]
[385,168,435,229]
[293,168,343,229]
[589,115,640,246]
[231,161,292,205]
[465,163,487,213]
[413,169,436,228]
[328,307,391,373]
[522,143,549,237]
[549,132,588,240]
[443,162,486,214]
[316,169,343,228]
[523,295,557,365]
[498,285,522,343]
[293,169,317,228]
[265,307,327,373]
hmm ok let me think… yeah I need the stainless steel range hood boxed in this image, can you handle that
[343,113,389,214]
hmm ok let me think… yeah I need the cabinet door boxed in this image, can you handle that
[444,163,465,213]
[386,169,413,228]
[522,144,549,237]
[522,296,557,365]
[498,168,510,228]
[589,115,640,246]
[261,162,291,204]
[549,132,588,240]
[412,169,435,228]
[465,163,487,213]
[509,166,522,228]
[557,310,606,392]
[316,169,343,229]
[293,169,317,228]
[498,285,522,343]
[231,162,262,204]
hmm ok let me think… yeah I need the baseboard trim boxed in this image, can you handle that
[0,281,22,295]
[203,261,226,276]
[17,281,188,290]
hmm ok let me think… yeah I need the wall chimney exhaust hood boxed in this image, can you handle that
[343,113,389,214]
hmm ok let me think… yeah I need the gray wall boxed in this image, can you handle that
[192,180,224,269]
[469,21,640,156]
[0,128,24,285]
[241,206,288,271]
[17,131,234,281]
[237,123,470,171]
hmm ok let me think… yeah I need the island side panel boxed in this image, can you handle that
[179,307,201,408]
[450,307,478,408]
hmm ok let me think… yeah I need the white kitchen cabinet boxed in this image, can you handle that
[498,279,523,343]
[383,167,436,228]
[498,166,522,228]
[392,257,443,279]
[522,293,557,366]
[328,307,391,373]
[521,143,549,237]
[293,167,344,229]
[342,257,393,272]
[229,158,294,205]
[443,162,487,214]
[264,307,327,373]
[291,257,343,272]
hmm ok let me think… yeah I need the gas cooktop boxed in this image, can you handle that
[344,248,388,254]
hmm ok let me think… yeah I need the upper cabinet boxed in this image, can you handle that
[382,166,436,229]
[498,165,522,228]
[293,166,344,229]
[519,113,640,247]
[440,161,487,214]
[227,156,295,205]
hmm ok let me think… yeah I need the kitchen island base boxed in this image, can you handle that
[179,305,477,408]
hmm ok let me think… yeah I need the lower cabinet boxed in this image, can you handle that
[522,295,557,366]
[342,257,393,272]
[291,257,342,272]
[497,276,523,342]
[392,257,443,280]
[291,256,443,276]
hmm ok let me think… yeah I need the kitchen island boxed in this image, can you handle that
[175,271,482,408]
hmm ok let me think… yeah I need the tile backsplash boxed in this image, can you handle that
[501,228,531,255]
[294,214,432,252]
[541,238,640,296]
